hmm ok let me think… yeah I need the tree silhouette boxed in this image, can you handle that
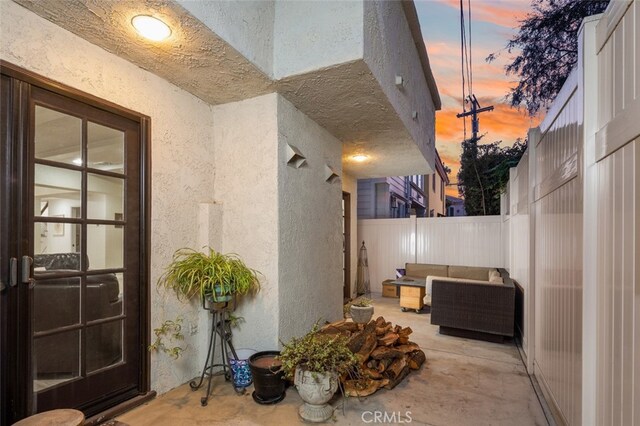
[458,139,527,216]
[488,0,609,115]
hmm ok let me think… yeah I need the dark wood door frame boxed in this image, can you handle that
[343,191,351,301]
[0,61,152,424]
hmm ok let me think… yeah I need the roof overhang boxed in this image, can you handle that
[12,0,441,179]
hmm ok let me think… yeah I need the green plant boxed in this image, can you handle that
[350,298,372,308]
[157,247,260,302]
[278,323,358,380]
[227,314,245,328]
[149,317,185,359]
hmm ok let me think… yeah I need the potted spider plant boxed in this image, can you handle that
[278,324,358,422]
[158,247,260,303]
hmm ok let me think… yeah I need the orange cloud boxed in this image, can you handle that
[420,0,537,200]
[425,37,519,109]
[435,101,534,199]
[436,103,531,145]
[431,0,530,28]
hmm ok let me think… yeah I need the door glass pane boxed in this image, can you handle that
[33,223,82,271]
[34,164,81,218]
[87,224,123,270]
[87,174,124,221]
[34,105,82,165]
[88,122,124,173]
[87,272,123,321]
[33,277,80,332]
[33,330,80,392]
[87,320,123,373]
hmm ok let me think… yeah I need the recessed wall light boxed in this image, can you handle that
[352,154,368,162]
[132,15,172,41]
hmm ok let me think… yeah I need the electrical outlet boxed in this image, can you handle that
[190,323,198,336]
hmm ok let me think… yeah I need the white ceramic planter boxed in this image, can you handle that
[350,305,374,324]
[294,369,338,423]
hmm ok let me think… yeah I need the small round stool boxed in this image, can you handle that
[13,409,84,426]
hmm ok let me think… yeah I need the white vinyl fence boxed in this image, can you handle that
[502,3,640,425]
[589,2,640,425]
[358,216,504,294]
[360,4,639,425]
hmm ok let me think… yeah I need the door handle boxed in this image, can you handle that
[9,257,18,287]
[21,256,35,287]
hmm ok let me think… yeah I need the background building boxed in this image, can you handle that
[446,195,466,216]
[425,150,449,217]
[357,150,449,218]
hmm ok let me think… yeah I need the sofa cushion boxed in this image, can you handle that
[488,269,503,284]
[431,276,504,286]
[448,265,495,281]
[423,275,442,306]
[405,263,448,278]
[35,252,83,271]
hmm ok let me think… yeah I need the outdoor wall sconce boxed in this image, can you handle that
[286,144,307,168]
[325,165,340,183]
[395,75,405,89]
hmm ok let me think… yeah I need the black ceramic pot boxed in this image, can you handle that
[249,351,285,404]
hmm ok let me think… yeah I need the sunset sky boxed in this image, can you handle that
[415,0,541,196]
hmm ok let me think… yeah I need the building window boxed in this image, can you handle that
[432,173,436,192]
[390,196,398,218]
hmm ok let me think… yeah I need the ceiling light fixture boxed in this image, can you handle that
[131,15,172,41]
[72,158,83,166]
[352,154,368,162]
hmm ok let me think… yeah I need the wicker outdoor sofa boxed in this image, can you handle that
[404,263,515,342]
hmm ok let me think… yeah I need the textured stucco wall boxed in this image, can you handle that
[12,0,274,106]
[176,0,275,77]
[342,173,359,298]
[211,94,281,351]
[11,0,437,179]
[0,1,216,395]
[212,94,344,347]
[273,1,363,78]
[277,95,344,343]
[1,0,432,399]
[363,0,436,171]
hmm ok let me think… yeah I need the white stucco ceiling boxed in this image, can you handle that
[12,0,434,178]
[278,60,432,178]
[13,0,275,104]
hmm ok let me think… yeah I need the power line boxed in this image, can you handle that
[457,0,493,142]
[467,0,473,96]
[457,0,494,215]
[459,0,467,141]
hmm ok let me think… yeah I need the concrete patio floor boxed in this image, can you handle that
[117,295,548,426]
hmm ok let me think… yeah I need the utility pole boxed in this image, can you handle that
[457,94,493,215]
[456,95,494,142]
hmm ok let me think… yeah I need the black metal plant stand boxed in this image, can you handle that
[189,298,243,406]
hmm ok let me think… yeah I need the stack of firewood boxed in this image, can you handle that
[319,316,426,397]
